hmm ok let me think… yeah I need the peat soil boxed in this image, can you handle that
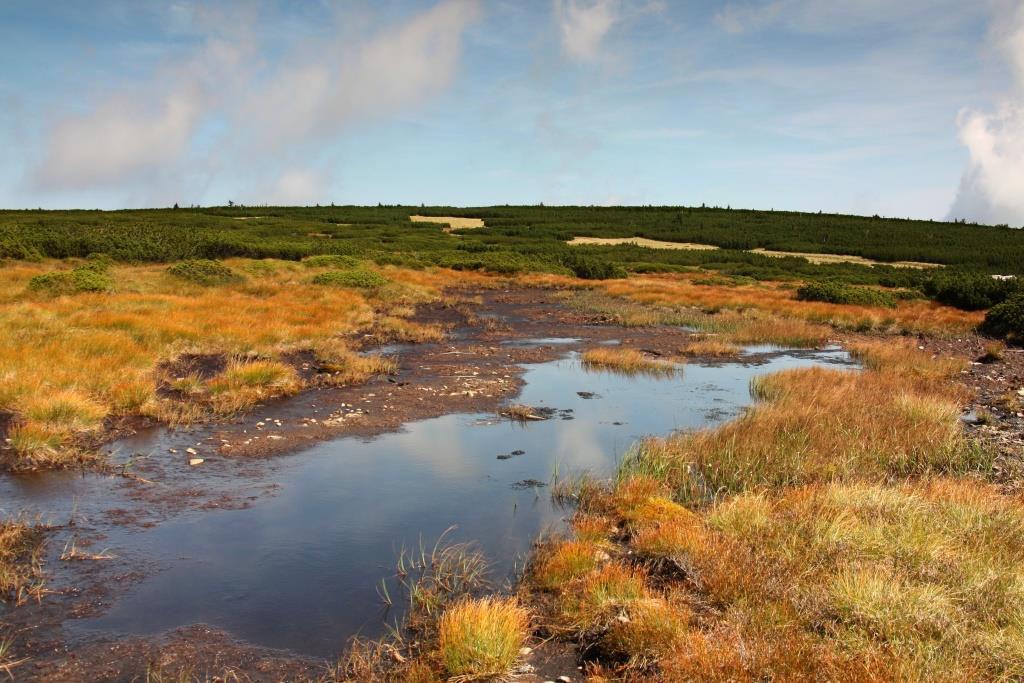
[0,287,706,682]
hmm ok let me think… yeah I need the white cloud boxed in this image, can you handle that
[240,0,482,149]
[262,168,330,206]
[553,0,621,63]
[950,3,1024,225]
[33,32,249,190]
[30,0,482,193]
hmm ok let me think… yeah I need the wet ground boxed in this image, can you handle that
[1,288,856,680]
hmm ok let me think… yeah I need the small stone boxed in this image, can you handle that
[185,447,198,455]
[519,647,533,656]
[188,458,204,466]
[558,677,573,683]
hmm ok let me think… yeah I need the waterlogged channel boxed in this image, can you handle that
[15,346,854,659]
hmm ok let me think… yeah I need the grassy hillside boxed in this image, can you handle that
[2,206,1023,285]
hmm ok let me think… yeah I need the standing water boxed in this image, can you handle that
[58,347,853,658]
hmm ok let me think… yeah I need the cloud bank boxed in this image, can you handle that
[30,0,482,198]
[949,3,1024,226]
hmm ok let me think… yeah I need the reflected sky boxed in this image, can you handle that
[73,347,853,658]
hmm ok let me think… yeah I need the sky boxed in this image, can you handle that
[1,0,1023,225]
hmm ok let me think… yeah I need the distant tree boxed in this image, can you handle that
[173,203,179,210]
[228,200,235,207]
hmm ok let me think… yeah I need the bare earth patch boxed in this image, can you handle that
[750,248,941,269]
[410,215,486,232]
[565,238,941,269]
[567,236,719,250]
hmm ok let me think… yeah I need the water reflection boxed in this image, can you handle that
[72,347,853,658]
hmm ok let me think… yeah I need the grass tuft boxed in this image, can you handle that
[437,597,529,682]
[581,348,679,376]
[0,520,45,605]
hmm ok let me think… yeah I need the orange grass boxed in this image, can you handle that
[528,338,1009,680]
[581,347,679,376]
[678,338,742,357]
[0,519,45,605]
[436,597,530,681]
[651,479,1024,681]
[594,273,983,336]
[0,259,461,468]
[618,342,983,504]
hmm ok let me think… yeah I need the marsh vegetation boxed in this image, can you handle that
[0,205,1022,680]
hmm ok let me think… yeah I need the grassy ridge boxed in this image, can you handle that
[3,206,1024,288]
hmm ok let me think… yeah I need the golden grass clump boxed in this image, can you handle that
[678,338,742,357]
[531,540,601,591]
[207,359,301,415]
[0,520,45,605]
[375,316,447,343]
[581,347,679,376]
[602,596,691,668]
[571,514,617,545]
[559,562,649,633]
[436,597,529,681]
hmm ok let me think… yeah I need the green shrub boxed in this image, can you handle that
[980,294,1024,342]
[923,273,1021,311]
[796,281,896,308]
[166,259,243,286]
[28,265,114,295]
[311,268,389,290]
[301,254,360,269]
[563,255,628,280]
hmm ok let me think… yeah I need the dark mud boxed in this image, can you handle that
[0,287,854,681]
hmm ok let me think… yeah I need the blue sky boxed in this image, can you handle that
[1,1,1023,224]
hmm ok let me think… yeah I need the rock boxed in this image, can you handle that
[185,447,198,455]
[511,449,525,455]
[511,479,547,489]
[519,646,533,656]
[558,677,573,683]
[594,550,611,562]
[188,458,204,466]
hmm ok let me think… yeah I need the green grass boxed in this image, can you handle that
[311,267,389,290]
[165,259,243,286]
[3,205,1023,298]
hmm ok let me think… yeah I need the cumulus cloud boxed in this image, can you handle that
[240,0,481,150]
[949,3,1024,225]
[30,0,481,194]
[554,0,621,63]
[33,31,249,190]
